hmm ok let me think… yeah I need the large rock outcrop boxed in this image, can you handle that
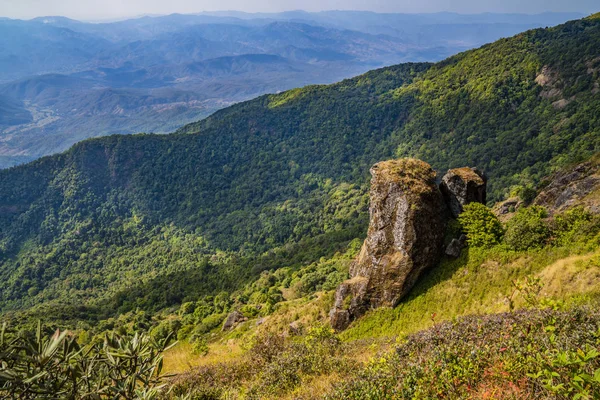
[534,156,600,214]
[440,167,487,218]
[330,159,446,330]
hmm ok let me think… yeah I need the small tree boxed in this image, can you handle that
[552,206,598,247]
[458,203,504,248]
[504,206,550,251]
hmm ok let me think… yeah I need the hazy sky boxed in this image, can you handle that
[0,0,597,20]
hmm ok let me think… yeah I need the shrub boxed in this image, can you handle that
[240,304,261,318]
[191,337,209,356]
[510,184,537,204]
[249,332,286,365]
[192,313,227,336]
[504,206,550,250]
[177,324,194,341]
[328,307,600,399]
[151,319,181,343]
[552,206,600,247]
[179,302,195,316]
[458,203,504,247]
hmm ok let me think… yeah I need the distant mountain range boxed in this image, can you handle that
[0,11,585,168]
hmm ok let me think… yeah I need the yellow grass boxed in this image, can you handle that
[163,340,244,374]
[538,252,600,299]
[341,246,600,341]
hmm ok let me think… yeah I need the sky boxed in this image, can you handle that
[0,0,597,20]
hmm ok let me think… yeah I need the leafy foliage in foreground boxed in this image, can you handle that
[0,323,173,399]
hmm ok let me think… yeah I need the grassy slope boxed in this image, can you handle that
[162,243,600,365]
[159,243,600,398]
[341,246,600,341]
[157,151,600,397]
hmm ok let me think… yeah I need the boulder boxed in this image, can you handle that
[495,198,520,215]
[330,159,446,330]
[445,234,467,258]
[440,167,487,218]
[493,197,523,222]
[222,311,246,331]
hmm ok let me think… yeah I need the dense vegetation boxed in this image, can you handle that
[1,15,600,397]
[35,199,583,399]
[163,305,600,399]
[0,14,599,337]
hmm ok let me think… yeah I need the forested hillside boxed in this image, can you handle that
[0,14,599,323]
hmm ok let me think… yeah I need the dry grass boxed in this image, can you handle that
[266,373,346,400]
[253,292,334,337]
[449,167,486,185]
[163,340,244,374]
[164,244,600,395]
[164,291,334,375]
[165,248,600,376]
[341,246,600,341]
[538,252,600,298]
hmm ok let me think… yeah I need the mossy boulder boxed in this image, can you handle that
[330,159,446,330]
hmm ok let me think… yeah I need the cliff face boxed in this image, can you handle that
[330,159,446,330]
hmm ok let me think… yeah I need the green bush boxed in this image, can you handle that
[191,313,227,336]
[504,206,550,251]
[191,337,209,356]
[150,319,181,342]
[510,184,537,204]
[458,203,504,248]
[177,324,194,341]
[552,207,600,247]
